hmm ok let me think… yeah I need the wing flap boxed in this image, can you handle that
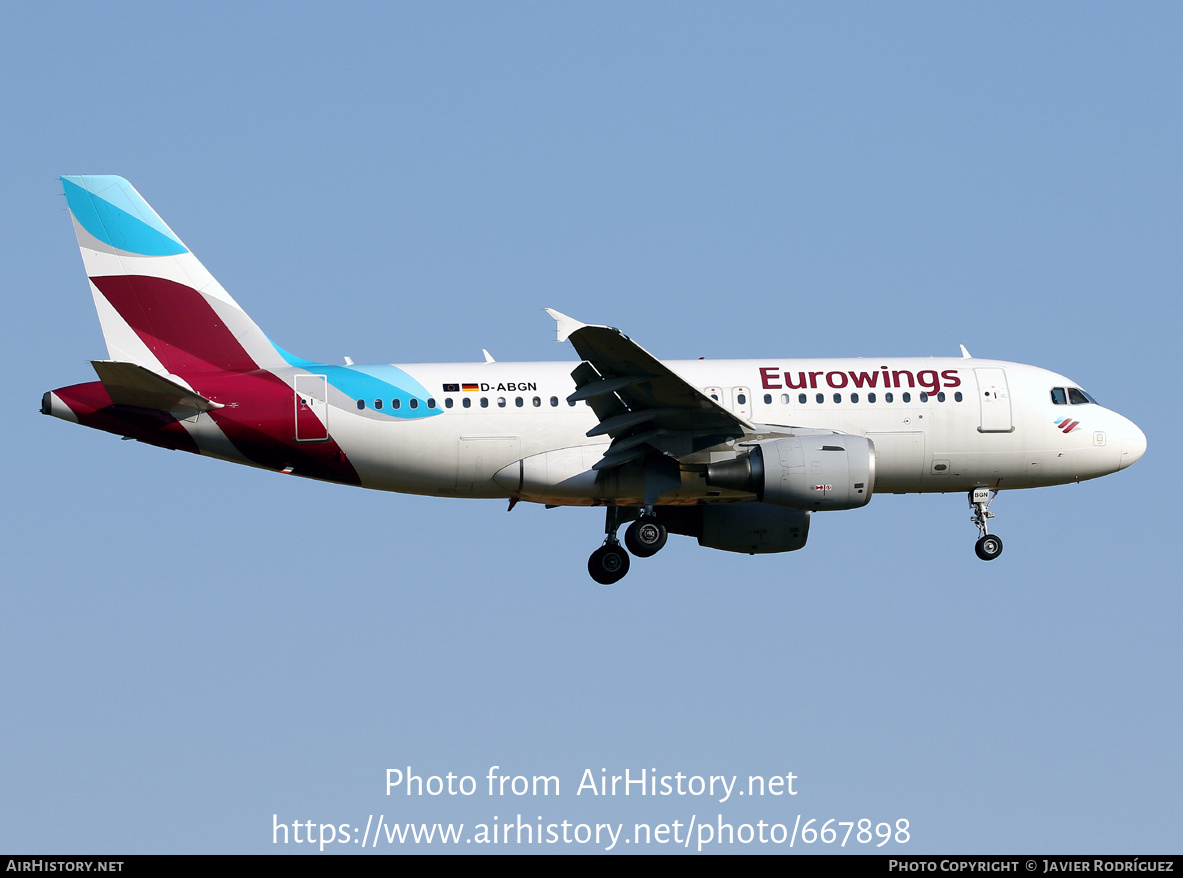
[586,408,681,438]
[566,375,646,403]
[592,446,651,471]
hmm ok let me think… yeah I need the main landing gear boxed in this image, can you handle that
[587,506,668,584]
[588,543,630,585]
[624,517,668,558]
[969,488,1003,561]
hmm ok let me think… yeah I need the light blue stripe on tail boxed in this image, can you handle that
[62,176,188,256]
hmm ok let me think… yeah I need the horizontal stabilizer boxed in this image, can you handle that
[91,360,224,413]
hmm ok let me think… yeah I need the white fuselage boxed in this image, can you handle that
[246,356,1144,507]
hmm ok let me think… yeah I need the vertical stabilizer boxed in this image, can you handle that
[61,176,287,376]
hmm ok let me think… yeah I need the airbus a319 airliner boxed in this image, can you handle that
[43,176,1147,583]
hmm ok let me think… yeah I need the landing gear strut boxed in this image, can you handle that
[970,488,1003,561]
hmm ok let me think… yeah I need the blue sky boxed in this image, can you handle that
[1,2,1178,853]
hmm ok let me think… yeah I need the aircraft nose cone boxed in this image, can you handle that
[1118,423,1147,470]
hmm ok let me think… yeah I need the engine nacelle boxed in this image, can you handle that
[707,435,876,511]
[654,504,810,554]
[699,504,810,554]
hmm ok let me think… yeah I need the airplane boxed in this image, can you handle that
[43,175,1147,584]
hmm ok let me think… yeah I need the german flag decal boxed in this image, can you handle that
[462,383,479,392]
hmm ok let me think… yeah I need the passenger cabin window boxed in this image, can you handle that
[445,398,453,409]
[764,393,772,404]
[462,398,471,408]
[392,399,401,410]
[357,399,365,410]
[480,397,489,408]
[550,396,558,406]
[409,399,418,409]
[799,393,807,404]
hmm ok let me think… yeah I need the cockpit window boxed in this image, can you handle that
[1051,387,1067,405]
[1068,387,1095,405]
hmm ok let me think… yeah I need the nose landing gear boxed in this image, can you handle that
[586,506,669,584]
[970,488,1003,560]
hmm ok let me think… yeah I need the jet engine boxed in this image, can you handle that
[706,435,876,511]
[653,504,810,554]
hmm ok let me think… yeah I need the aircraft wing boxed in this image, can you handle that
[546,309,753,470]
